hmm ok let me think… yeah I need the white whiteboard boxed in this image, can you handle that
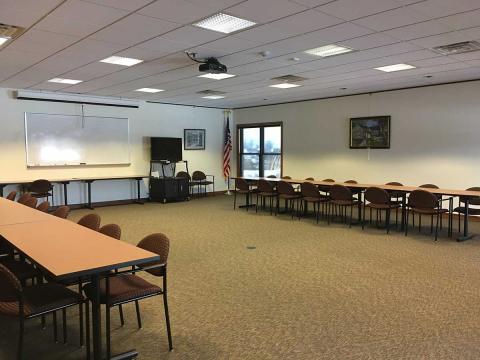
[25,112,130,166]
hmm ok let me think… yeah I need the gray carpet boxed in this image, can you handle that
[2,195,480,360]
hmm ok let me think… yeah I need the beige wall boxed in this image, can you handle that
[234,81,480,189]
[0,88,226,203]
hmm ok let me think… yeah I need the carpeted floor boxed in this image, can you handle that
[2,195,480,360]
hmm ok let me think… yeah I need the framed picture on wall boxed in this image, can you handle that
[350,116,391,149]
[184,129,206,150]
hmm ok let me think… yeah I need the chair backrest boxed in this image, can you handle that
[77,213,101,231]
[365,187,390,205]
[344,179,358,184]
[322,179,335,182]
[409,189,438,209]
[192,171,206,181]
[461,187,480,205]
[235,178,250,191]
[36,201,50,213]
[301,182,320,198]
[6,191,17,201]
[419,183,439,189]
[329,184,353,201]
[17,193,31,205]
[305,177,314,181]
[386,182,403,186]
[99,224,122,240]
[257,179,274,193]
[266,175,277,179]
[137,233,170,276]
[29,179,52,193]
[24,197,38,208]
[52,205,70,219]
[277,181,296,196]
[0,263,21,302]
[176,171,191,180]
[281,176,292,179]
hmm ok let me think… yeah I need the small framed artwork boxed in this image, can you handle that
[184,129,206,150]
[350,116,391,149]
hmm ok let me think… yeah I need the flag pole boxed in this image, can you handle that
[224,109,232,196]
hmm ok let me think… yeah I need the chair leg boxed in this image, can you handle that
[79,284,84,347]
[53,311,58,343]
[118,305,125,326]
[106,305,111,360]
[256,193,259,213]
[349,205,353,228]
[163,276,173,351]
[135,301,142,329]
[405,209,409,236]
[435,212,440,241]
[62,309,67,344]
[86,301,90,360]
[233,191,236,210]
[18,316,24,360]
[386,209,391,234]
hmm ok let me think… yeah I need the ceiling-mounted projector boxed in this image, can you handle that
[186,52,227,74]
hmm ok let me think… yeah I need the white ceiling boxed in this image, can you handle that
[0,0,480,108]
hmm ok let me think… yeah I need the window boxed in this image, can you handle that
[237,123,282,178]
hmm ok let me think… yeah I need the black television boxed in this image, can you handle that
[151,137,182,162]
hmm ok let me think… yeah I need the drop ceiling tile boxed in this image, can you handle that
[137,0,219,24]
[289,0,333,7]
[384,20,453,41]
[61,62,120,81]
[192,36,259,54]
[386,49,442,62]
[56,39,125,62]
[227,0,308,23]
[51,0,128,25]
[268,9,343,36]
[34,13,104,37]
[438,9,480,30]
[161,26,225,47]
[0,0,63,27]
[451,51,480,61]
[82,0,153,11]
[115,46,180,62]
[6,29,80,57]
[410,56,460,67]
[90,14,179,46]
[340,32,400,51]
[318,0,403,21]
[235,24,294,44]
[353,7,433,32]
[186,0,246,7]
[231,59,289,74]
[409,0,480,19]
[409,31,474,48]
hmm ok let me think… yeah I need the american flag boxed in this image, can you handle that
[223,117,232,179]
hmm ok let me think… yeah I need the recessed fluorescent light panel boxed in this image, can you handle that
[135,88,164,93]
[202,95,225,99]
[100,56,143,66]
[193,13,256,34]
[304,44,354,57]
[198,73,236,80]
[374,64,416,72]
[48,78,83,85]
[0,36,11,46]
[269,83,302,89]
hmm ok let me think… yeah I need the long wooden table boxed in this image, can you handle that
[236,177,480,241]
[0,175,148,209]
[0,197,159,359]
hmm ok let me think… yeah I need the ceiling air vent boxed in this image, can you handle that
[196,90,226,95]
[271,75,307,83]
[0,23,25,41]
[432,41,480,55]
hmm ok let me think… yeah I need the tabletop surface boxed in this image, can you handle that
[0,199,159,280]
[0,175,149,185]
[235,177,480,197]
[0,197,53,226]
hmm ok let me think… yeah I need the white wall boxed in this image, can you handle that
[234,81,480,190]
[0,88,227,204]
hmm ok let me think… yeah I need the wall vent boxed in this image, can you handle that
[271,75,307,83]
[432,41,480,55]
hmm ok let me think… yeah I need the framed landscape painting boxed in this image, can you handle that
[184,129,205,150]
[349,116,391,149]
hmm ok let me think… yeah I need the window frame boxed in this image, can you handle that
[236,122,283,178]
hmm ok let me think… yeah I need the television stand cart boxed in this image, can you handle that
[149,160,190,203]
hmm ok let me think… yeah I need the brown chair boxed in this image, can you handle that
[17,193,31,205]
[52,206,70,219]
[99,224,122,240]
[0,257,39,287]
[419,184,443,229]
[191,171,215,197]
[176,171,194,196]
[23,197,38,209]
[362,187,401,233]
[328,185,360,227]
[83,233,173,358]
[0,263,84,360]
[344,179,362,197]
[234,178,256,210]
[36,201,50,213]
[281,176,292,179]
[266,175,277,179]
[276,181,302,218]
[453,187,480,233]
[406,189,449,241]
[385,182,404,225]
[77,214,101,231]
[305,177,314,181]
[6,191,17,201]
[255,179,277,215]
[28,179,54,205]
[319,179,335,195]
[300,182,328,223]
